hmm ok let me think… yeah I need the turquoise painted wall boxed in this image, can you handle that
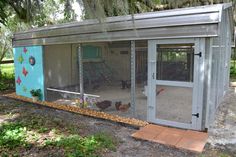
[14,46,45,100]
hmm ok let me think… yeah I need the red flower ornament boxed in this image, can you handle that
[16,76,22,85]
[23,47,28,53]
[22,67,28,76]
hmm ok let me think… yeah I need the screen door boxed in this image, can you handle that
[147,39,203,130]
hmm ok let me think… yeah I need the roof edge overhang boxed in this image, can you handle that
[15,3,224,35]
[13,3,227,47]
[13,24,219,47]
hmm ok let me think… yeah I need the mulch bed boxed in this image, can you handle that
[3,93,149,128]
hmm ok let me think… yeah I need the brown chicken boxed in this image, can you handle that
[156,88,165,96]
[115,101,122,110]
[118,103,131,112]
[96,100,112,110]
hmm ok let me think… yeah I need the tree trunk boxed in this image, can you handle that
[0,42,7,77]
[0,43,7,63]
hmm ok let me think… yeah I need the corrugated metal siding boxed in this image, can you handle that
[204,7,233,129]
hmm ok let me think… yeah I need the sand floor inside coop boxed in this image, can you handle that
[46,84,192,123]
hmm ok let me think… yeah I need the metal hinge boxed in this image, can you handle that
[192,113,199,118]
[152,73,155,79]
[148,106,154,109]
[194,52,202,57]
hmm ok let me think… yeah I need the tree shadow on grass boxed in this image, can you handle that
[0,99,118,157]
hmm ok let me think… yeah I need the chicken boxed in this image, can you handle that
[156,88,165,96]
[115,101,122,110]
[95,100,112,110]
[92,84,100,90]
[121,80,126,89]
[118,103,131,112]
[121,80,131,89]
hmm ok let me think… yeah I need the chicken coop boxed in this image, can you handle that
[13,3,234,131]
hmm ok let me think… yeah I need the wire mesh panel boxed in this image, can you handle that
[155,44,194,124]
[135,41,148,120]
[80,42,132,117]
[156,45,194,82]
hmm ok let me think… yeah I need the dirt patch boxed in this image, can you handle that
[0,93,236,156]
[207,87,236,155]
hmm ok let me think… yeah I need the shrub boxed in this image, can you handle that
[0,72,15,91]
[46,132,117,157]
[30,89,41,97]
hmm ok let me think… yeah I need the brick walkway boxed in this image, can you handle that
[132,124,208,153]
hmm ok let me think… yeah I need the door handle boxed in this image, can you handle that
[152,73,155,79]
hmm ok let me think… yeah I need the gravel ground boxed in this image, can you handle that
[207,87,236,155]
[0,87,236,157]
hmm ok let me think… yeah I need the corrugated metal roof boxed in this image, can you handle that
[13,3,232,47]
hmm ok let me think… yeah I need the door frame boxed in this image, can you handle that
[147,38,205,130]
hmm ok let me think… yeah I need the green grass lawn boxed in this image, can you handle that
[0,63,14,75]
[231,60,236,67]
[230,60,236,80]
[0,63,15,91]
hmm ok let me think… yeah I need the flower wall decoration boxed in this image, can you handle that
[23,47,28,53]
[22,86,27,92]
[18,54,24,64]
[22,67,28,76]
[14,46,45,100]
[29,56,36,66]
[16,76,22,85]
